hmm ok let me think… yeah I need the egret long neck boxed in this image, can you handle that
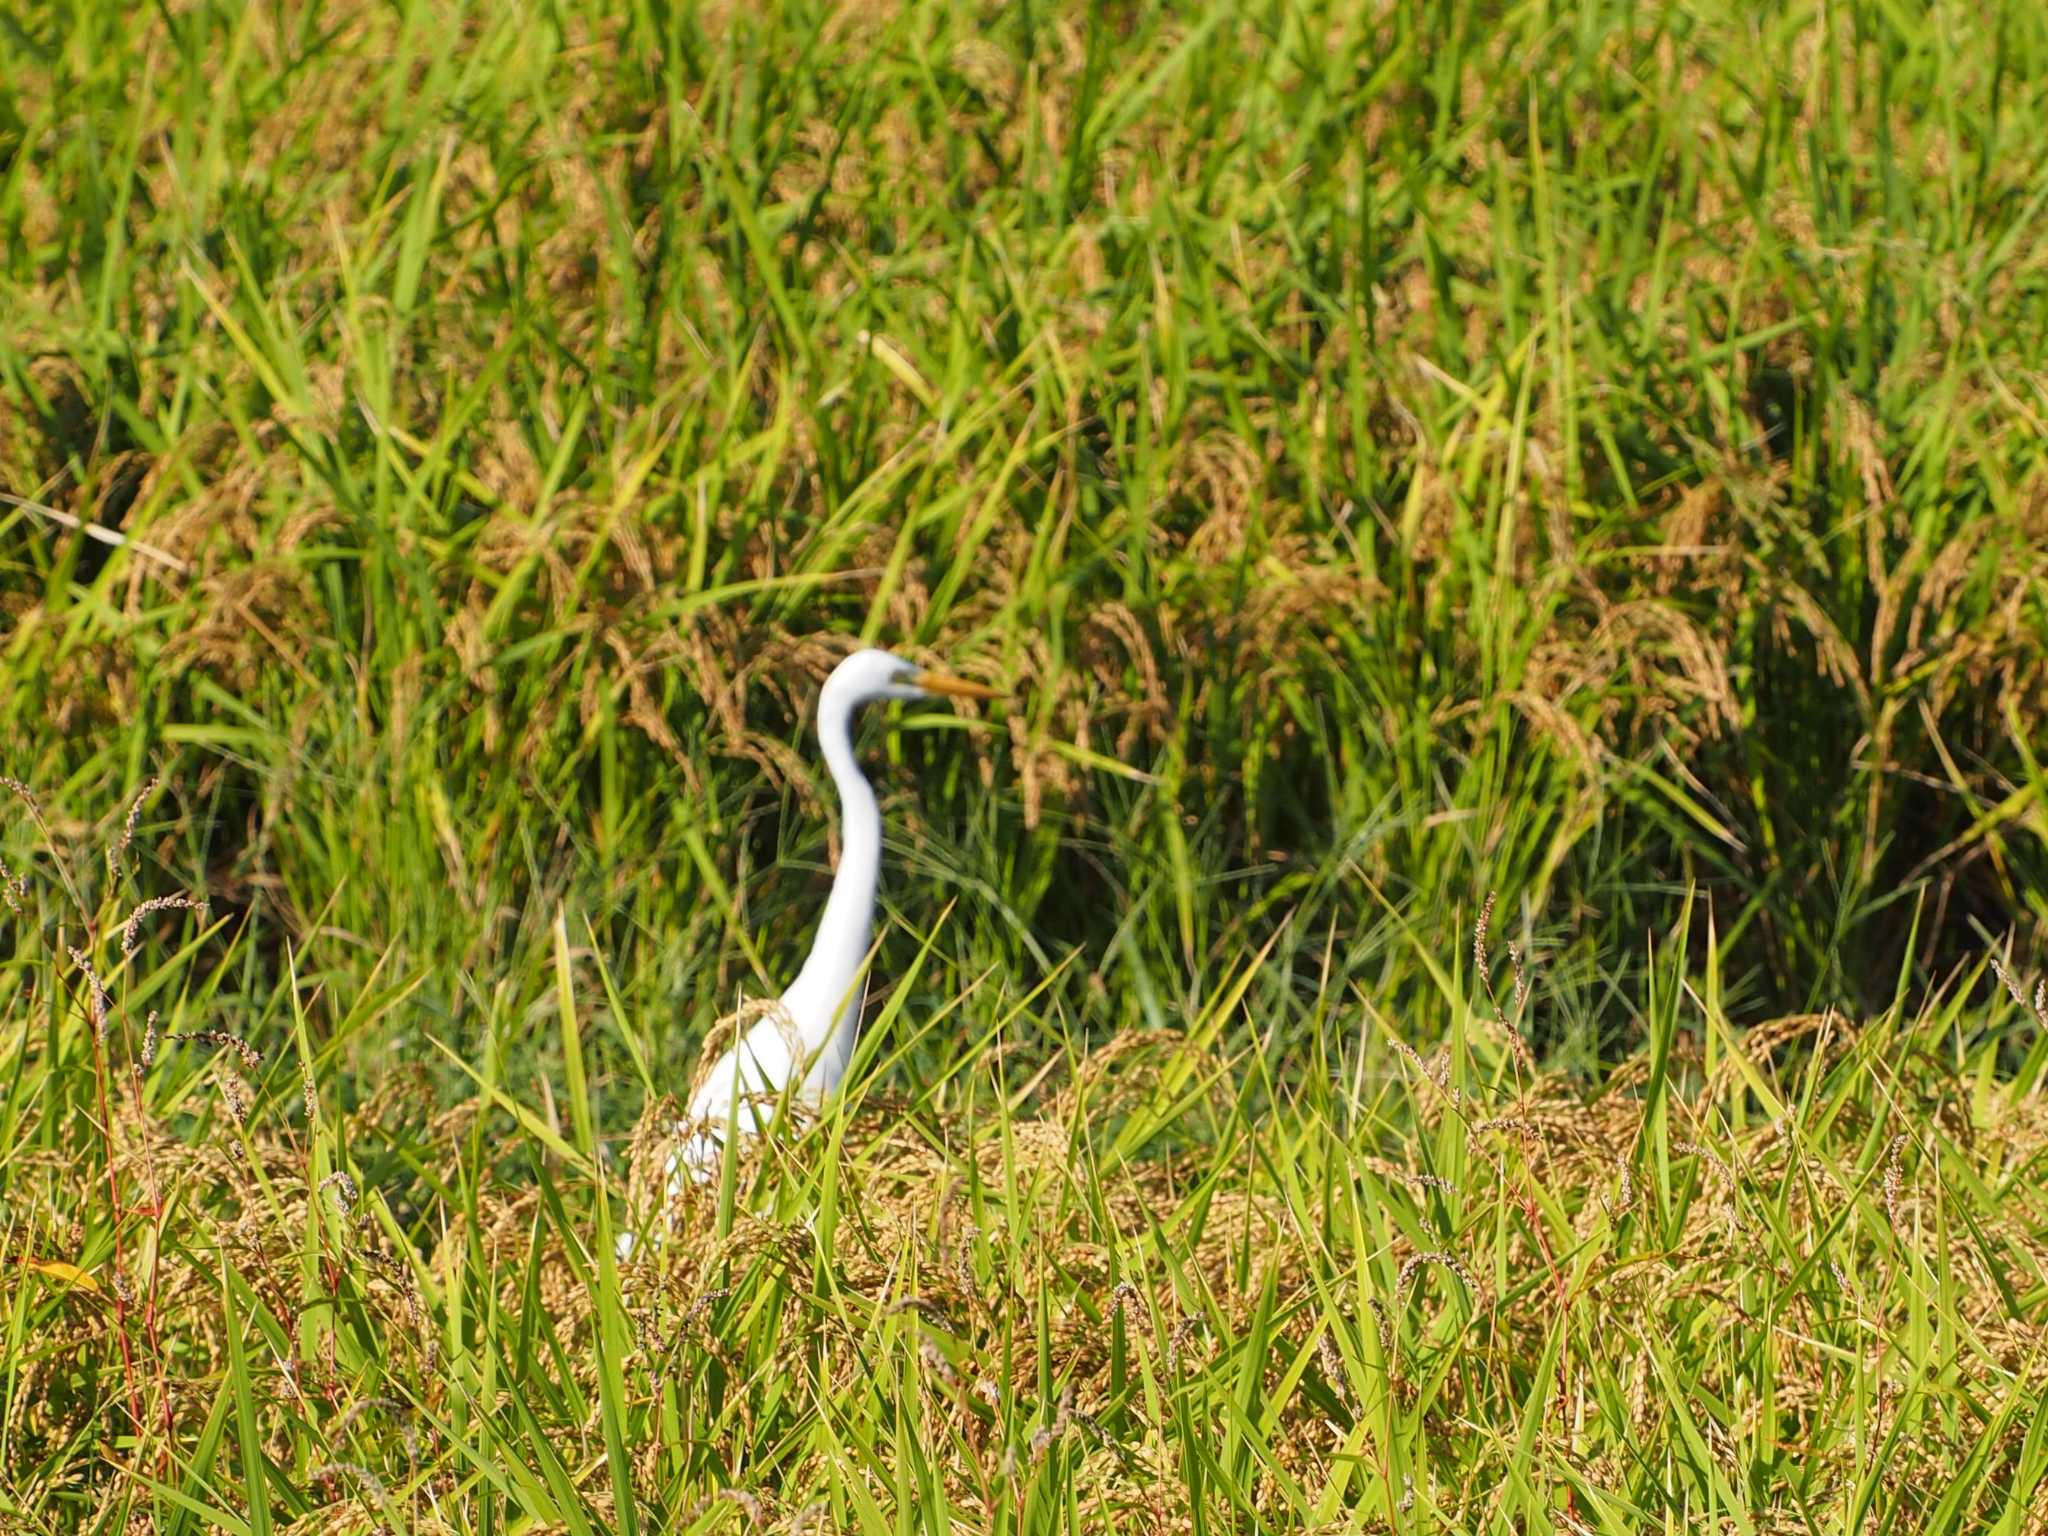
[781,697,880,1057]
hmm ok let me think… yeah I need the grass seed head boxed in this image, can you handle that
[1028,1381,1075,1458]
[1987,954,2048,1030]
[1362,1154,1457,1194]
[320,1171,360,1222]
[1315,1329,1347,1402]
[1472,894,1536,1072]
[106,775,161,880]
[1883,1133,1907,1229]
[1508,941,1531,1012]
[1391,1036,1459,1102]
[1473,1116,1542,1140]
[1167,1316,1205,1372]
[65,945,110,1042]
[917,1336,958,1388]
[0,775,44,825]
[216,1069,251,1129]
[169,1028,261,1072]
[1367,1296,1393,1355]
[1675,1140,1742,1234]
[1600,1157,1637,1220]
[689,1284,733,1321]
[1989,951,2027,1008]
[120,892,207,958]
[1473,892,1496,987]
[1397,1250,1480,1305]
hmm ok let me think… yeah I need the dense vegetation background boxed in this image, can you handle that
[3,0,2046,1530]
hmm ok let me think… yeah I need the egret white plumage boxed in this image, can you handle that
[667,647,999,1193]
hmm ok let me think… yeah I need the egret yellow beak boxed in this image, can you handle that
[911,669,1003,701]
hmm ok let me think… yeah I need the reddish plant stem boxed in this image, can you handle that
[116,1014,178,1463]
[84,1001,146,1443]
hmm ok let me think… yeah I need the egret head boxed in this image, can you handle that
[827,647,1003,707]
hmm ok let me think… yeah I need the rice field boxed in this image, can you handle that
[3,0,2048,1529]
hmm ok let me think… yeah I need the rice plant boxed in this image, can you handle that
[2,0,2046,1528]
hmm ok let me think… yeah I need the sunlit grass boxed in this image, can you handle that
[4,790,2046,1530]
[3,0,2048,1527]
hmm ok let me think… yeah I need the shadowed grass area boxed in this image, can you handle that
[2,0,2047,1527]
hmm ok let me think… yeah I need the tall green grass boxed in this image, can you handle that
[2,0,2047,1527]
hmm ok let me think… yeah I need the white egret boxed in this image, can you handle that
[668,647,999,1192]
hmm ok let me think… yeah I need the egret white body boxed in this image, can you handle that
[666,647,997,1193]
